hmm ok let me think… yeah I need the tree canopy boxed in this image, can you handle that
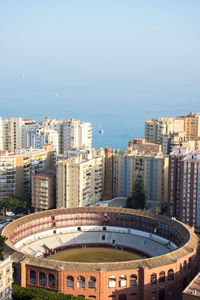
[127,174,146,210]
[12,284,84,300]
[0,197,27,215]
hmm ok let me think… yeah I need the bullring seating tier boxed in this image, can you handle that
[16,226,177,258]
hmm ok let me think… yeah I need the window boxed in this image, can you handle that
[119,275,127,287]
[30,270,36,284]
[188,258,192,269]
[183,261,187,272]
[48,273,55,288]
[119,295,127,300]
[89,296,96,299]
[6,278,10,284]
[88,276,96,289]
[13,266,17,280]
[66,275,74,288]
[159,271,165,283]
[102,234,105,241]
[77,276,85,288]
[167,269,174,281]
[39,272,45,285]
[150,273,157,285]
[108,276,116,288]
[130,274,137,286]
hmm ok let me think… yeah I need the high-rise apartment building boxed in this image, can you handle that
[56,149,104,208]
[39,117,92,154]
[0,116,92,155]
[168,148,200,227]
[145,117,185,144]
[0,145,56,200]
[10,117,24,152]
[185,112,200,141]
[62,119,92,152]
[32,170,56,212]
[104,149,169,204]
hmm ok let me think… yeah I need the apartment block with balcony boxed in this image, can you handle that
[32,171,56,212]
[104,149,169,205]
[168,148,200,227]
[0,145,56,200]
[145,117,185,144]
[56,149,104,208]
[0,257,12,300]
[185,112,200,141]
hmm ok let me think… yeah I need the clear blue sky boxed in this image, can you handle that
[0,1,200,147]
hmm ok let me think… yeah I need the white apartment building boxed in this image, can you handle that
[0,116,92,155]
[62,119,92,152]
[26,128,59,153]
[0,256,12,300]
[56,149,104,208]
[10,117,24,152]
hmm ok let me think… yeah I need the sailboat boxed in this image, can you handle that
[99,121,104,134]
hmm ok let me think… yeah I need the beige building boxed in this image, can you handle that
[145,117,185,144]
[105,149,169,205]
[0,256,12,300]
[56,149,105,208]
[0,145,56,200]
[128,138,161,153]
[185,112,200,141]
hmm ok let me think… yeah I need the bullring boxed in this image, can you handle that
[2,207,199,300]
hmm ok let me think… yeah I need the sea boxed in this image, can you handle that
[0,85,199,151]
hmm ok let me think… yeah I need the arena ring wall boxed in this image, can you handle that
[2,207,199,300]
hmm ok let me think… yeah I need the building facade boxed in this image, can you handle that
[0,257,12,300]
[168,148,200,227]
[104,149,169,205]
[0,145,56,200]
[56,149,105,208]
[3,207,199,300]
[32,171,56,212]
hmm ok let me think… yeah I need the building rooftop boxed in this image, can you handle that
[32,171,55,178]
[183,272,200,297]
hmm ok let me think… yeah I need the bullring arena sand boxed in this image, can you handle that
[47,247,142,263]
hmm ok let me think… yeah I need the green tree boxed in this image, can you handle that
[0,197,27,215]
[12,284,84,300]
[127,174,146,209]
